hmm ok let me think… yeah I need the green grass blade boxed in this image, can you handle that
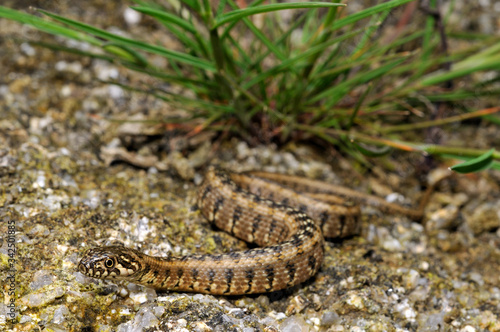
[350,10,391,60]
[0,6,101,45]
[131,6,197,34]
[28,40,114,61]
[182,0,201,12]
[483,115,500,125]
[37,9,215,71]
[242,30,360,89]
[131,6,210,57]
[214,2,345,28]
[224,0,287,61]
[122,63,216,91]
[419,52,500,87]
[103,43,149,66]
[309,56,409,107]
[450,149,495,173]
[327,0,414,31]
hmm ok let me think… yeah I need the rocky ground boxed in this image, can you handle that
[1,1,500,331]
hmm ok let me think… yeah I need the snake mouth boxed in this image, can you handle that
[78,262,88,275]
[77,258,97,277]
[77,258,108,279]
[78,260,99,277]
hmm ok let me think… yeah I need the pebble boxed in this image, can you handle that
[170,151,195,180]
[19,287,65,308]
[51,305,70,324]
[419,261,430,271]
[280,316,310,332]
[285,295,308,315]
[55,60,83,74]
[108,85,125,99]
[320,311,340,326]
[92,60,119,81]
[116,307,159,331]
[394,299,417,321]
[133,216,151,242]
[30,270,56,290]
[28,224,50,237]
[402,269,420,290]
[20,42,36,56]
[124,7,142,26]
[464,202,500,235]
[96,324,113,332]
[242,328,255,332]
[467,272,484,286]
[194,321,212,332]
[42,323,68,332]
[128,291,149,304]
[381,236,403,252]
[345,292,365,311]
[409,285,430,302]
[426,205,460,231]
[418,312,446,331]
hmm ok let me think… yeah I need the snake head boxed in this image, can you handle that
[78,246,143,281]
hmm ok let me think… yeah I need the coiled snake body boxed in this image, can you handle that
[78,166,427,295]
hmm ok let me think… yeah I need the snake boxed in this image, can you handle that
[78,166,431,295]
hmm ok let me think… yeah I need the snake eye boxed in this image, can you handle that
[105,258,115,268]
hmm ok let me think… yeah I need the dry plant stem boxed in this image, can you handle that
[380,106,500,133]
[296,121,500,160]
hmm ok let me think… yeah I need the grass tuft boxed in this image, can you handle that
[1,0,499,172]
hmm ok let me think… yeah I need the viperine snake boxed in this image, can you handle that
[78,166,432,295]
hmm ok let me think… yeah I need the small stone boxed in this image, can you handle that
[51,305,70,324]
[96,325,113,332]
[464,202,500,235]
[236,142,249,160]
[402,269,420,290]
[345,292,365,311]
[468,272,484,286]
[311,293,322,310]
[256,295,270,307]
[242,328,255,332]
[108,85,124,99]
[426,205,460,230]
[280,316,310,332]
[394,299,416,321]
[19,287,65,308]
[381,236,403,252]
[28,224,50,237]
[124,7,142,26]
[320,311,340,326]
[194,322,213,332]
[418,312,446,331]
[170,151,195,180]
[128,291,148,304]
[419,261,430,271]
[285,295,308,315]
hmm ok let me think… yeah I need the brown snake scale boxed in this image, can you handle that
[78,166,428,295]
